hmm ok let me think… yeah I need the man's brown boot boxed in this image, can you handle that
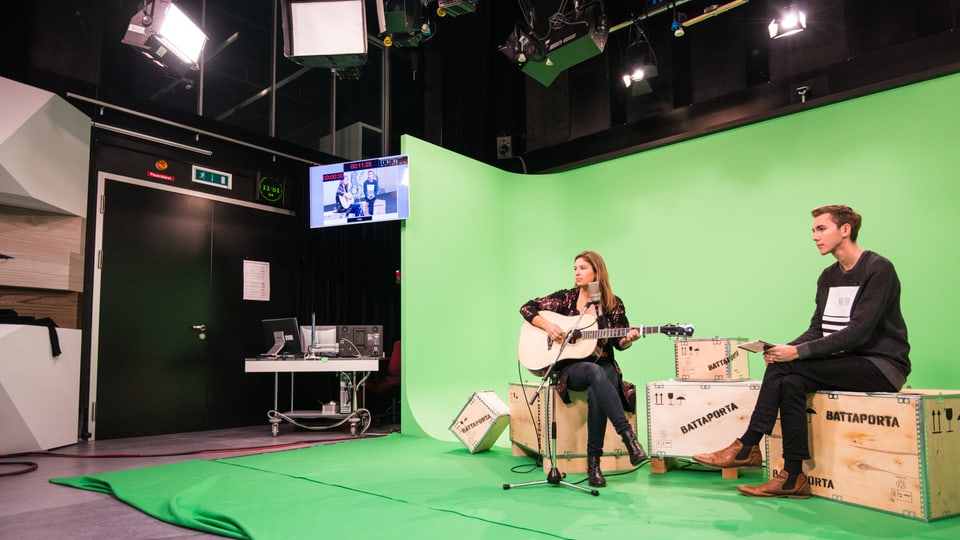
[737,470,811,498]
[692,439,762,469]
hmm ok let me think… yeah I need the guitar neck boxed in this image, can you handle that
[581,326,666,340]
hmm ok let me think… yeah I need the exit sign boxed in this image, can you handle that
[192,165,232,190]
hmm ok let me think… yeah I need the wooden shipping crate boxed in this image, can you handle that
[647,380,763,459]
[509,382,637,474]
[765,390,960,521]
[674,337,750,381]
[449,391,510,453]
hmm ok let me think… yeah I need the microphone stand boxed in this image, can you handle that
[503,305,599,496]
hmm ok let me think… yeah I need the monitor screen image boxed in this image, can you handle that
[308,154,410,228]
[261,317,303,356]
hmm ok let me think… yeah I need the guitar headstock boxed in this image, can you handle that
[662,324,695,337]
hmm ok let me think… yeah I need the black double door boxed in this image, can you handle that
[94,179,297,439]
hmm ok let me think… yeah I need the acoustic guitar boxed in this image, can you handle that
[518,310,694,374]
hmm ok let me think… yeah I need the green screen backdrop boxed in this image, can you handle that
[398,71,960,443]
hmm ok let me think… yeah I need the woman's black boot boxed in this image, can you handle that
[587,455,606,487]
[621,429,648,465]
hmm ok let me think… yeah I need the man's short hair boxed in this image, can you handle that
[812,204,862,242]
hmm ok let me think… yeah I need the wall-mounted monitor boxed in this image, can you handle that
[308,155,410,228]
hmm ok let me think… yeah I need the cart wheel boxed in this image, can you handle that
[271,423,279,437]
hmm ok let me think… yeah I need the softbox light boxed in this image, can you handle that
[280,0,367,68]
[121,0,208,76]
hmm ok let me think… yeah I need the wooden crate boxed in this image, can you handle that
[449,391,510,453]
[765,390,960,521]
[647,380,764,460]
[674,337,750,381]
[509,382,637,474]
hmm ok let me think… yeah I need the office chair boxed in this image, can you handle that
[365,340,400,423]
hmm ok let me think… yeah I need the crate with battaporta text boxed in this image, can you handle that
[765,389,960,521]
[647,380,764,459]
[509,382,637,474]
[449,391,510,453]
[674,337,750,381]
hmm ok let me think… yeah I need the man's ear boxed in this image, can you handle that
[840,222,851,238]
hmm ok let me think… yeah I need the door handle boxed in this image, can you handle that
[192,324,207,340]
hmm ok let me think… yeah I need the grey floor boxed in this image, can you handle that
[0,421,400,540]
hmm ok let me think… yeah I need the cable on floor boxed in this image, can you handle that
[0,424,389,477]
[0,461,39,477]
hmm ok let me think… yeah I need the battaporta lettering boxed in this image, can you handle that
[707,350,739,371]
[460,414,492,434]
[824,410,900,427]
[679,402,739,434]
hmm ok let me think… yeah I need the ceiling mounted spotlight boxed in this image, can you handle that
[121,0,208,75]
[670,2,686,37]
[376,0,434,48]
[621,25,657,94]
[436,0,479,18]
[769,3,807,39]
[498,1,607,86]
[498,24,539,64]
[671,18,685,38]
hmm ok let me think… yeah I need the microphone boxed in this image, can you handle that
[586,281,601,315]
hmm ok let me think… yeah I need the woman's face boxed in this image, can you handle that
[573,257,596,288]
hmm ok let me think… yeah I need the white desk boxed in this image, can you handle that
[245,357,380,435]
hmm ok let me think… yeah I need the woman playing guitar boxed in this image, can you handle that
[519,250,648,487]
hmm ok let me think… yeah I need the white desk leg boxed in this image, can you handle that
[270,372,281,436]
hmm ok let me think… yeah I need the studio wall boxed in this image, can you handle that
[400,70,960,443]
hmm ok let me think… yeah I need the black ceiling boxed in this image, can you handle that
[4,1,960,173]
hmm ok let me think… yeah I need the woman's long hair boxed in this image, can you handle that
[574,250,616,311]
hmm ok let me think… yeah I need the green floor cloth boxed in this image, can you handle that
[52,433,960,540]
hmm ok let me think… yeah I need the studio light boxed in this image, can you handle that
[437,0,479,17]
[377,0,434,47]
[280,0,367,68]
[498,1,608,87]
[121,0,208,75]
[769,3,807,39]
[671,18,685,38]
[621,26,657,95]
[670,1,685,37]
[498,25,541,65]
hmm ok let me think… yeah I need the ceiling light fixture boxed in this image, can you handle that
[436,0,479,18]
[622,25,657,93]
[498,1,607,87]
[769,3,807,39]
[121,0,208,75]
[376,0,435,48]
[670,2,686,37]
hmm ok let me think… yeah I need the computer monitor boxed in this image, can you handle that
[261,317,303,356]
[300,324,338,356]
